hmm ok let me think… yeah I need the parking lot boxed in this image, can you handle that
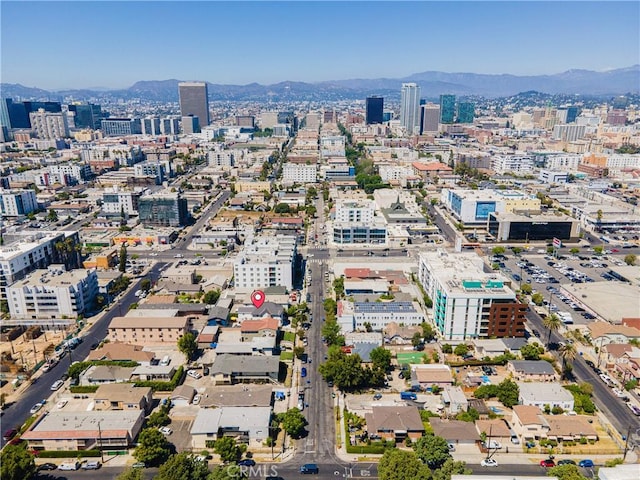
[497,251,632,326]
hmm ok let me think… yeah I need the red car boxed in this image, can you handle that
[611,249,620,253]
[540,459,556,468]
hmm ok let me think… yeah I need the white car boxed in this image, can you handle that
[50,380,64,391]
[481,458,499,467]
[30,403,43,414]
[192,394,201,405]
[159,426,173,436]
[187,370,202,379]
[56,400,68,409]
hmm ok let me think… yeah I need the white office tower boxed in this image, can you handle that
[400,83,421,135]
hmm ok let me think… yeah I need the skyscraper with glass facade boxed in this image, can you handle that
[439,94,456,124]
[457,102,475,124]
[178,81,210,127]
[365,96,384,124]
[400,83,421,135]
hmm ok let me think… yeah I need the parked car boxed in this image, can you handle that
[447,442,456,452]
[187,370,202,379]
[30,403,42,414]
[50,380,64,391]
[3,428,18,441]
[192,394,201,405]
[58,462,80,471]
[373,393,382,400]
[578,459,594,468]
[558,459,576,466]
[38,463,58,471]
[540,459,556,468]
[132,462,146,469]
[481,458,498,467]
[81,461,101,470]
[301,367,307,378]
[300,463,319,474]
[238,459,256,467]
[159,426,172,436]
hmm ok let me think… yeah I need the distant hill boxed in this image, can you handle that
[2,65,638,102]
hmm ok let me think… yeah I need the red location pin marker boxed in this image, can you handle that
[251,290,265,309]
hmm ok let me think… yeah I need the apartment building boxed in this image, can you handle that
[490,154,535,175]
[0,231,80,300]
[332,198,387,244]
[29,109,69,139]
[7,266,98,323]
[48,163,92,184]
[108,316,189,345]
[0,188,38,216]
[233,235,296,290]
[282,163,317,184]
[133,160,169,184]
[208,150,236,167]
[102,187,142,215]
[418,250,525,340]
[138,190,189,227]
[337,300,424,332]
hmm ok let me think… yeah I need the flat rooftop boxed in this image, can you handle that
[561,281,640,323]
[22,410,142,439]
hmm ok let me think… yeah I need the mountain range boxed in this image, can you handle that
[2,66,638,102]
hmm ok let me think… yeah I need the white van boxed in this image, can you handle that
[160,355,171,366]
[58,462,80,471]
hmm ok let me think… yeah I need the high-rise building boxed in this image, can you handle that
[456,102,475,124]
[29,109,70,139]
[0,189,38,216]
[178,81,210,127]
[439,95,455,124]
[160,116,181,136]
[141,117,161,136]
[3,99,62,129]
[400,83,421,135]
[420,103,440,134]
[365,96,384,125]
[68,103,102,130]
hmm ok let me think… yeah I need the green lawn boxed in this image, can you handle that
[397,352,425,365]
[283,332,296,342]
[280,352,294,361]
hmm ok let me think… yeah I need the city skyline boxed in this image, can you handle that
[2,1,639,90]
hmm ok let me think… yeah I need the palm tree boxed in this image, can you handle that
[558,342,578,379]
[543,314,563,344]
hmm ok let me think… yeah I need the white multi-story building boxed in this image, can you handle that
[0,189,38,217]
[400,83,421,135]
[160,116,181,136]
[552,124,587,142]
[0,231,80,300]
[538,169,568,184]
[49,163,92,184]
[141,117,162,136]
[490,155,535,175]
[133,161,168,184]
[378,165,413,182]
[282,163,317,184]
[418,250,523,341]
[208,151,236,167]
[320,136,346,157]
[29,109,69,139]
[233,235,296,290]
[544,154,582,171]
[334,199,375,223]
[102,187,142,215]
[332,198,387,244]
[7,266,98,324]
[337,300,424,332]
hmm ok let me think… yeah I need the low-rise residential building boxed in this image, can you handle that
[191,406,271,448]
[210,354,280,384]
[171,385,196,406]
[511,405,548,441]
[7,266,98,323]
[429,418,481,445]
[507,361,559,382]
[337,300,424,332]
[518,382,575,411]
[410,364,454,390]
[22,410,145,451]
[108,316,189,345]
[240,318,279,341]
[587,321,640,346]
[87,343,156,365]
[365,406,425,442]
[441,385,469,414]
[94,384,153,412]
[79,365,136,386]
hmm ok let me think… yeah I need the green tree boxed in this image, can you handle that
[413,434,451,469]
[147,410,171,427]
[454,344,470,356]
[140,278,152,293]
[203,289,221,305]
[210,465,247,480]
[559,342,578,379]
[321,318,344,346]
[293,346,305,359]
[214,436,242,464]
[520,343,544,360]
[520,283,533,295]
[178,332,198,361]
[569,248,580,254]
[47,208,58,222]
[491,246,506,256]
[1,444,36,480]
[155,452,211,480]
[496,379,519,407]
[593,245,604,255]
[531,293,544,306]
[442,343,453,354]
[274,203,291,214]
[543,314,563,344]
[115,468,143,480]
[277,407,308,438]
[431,459,471,480]
[133,428,172,466]
[547,464,588,480]
[624,254,637,266]
[412,332,424,348]
[319,350,379,391]
[378,449,431,480]
[421,322,436,342]
[119,245,127,273]
[369,347,392,372]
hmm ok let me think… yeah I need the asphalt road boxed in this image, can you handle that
[1,263,167,449]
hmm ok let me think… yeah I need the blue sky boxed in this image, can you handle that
[2,1,639,90]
